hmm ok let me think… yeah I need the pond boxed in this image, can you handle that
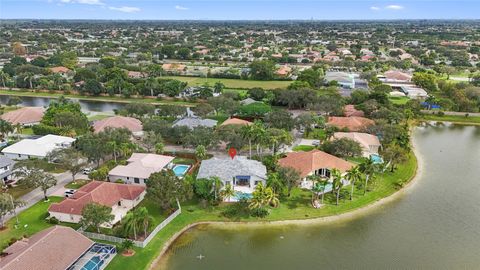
[0,95,126,113]
[157,123,480,270]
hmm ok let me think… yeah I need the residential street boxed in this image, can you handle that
[4,172,78,223]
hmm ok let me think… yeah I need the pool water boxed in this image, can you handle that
[370,154,384,164]
[234,191,253,200]
[83,256,103,270]
[173,165,190,177]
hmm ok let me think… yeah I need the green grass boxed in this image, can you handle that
[88,114,112,121]
[162,76,292,90]
[292,145,316,152]
[389,96,410,105]
[304,128,326,140]
[0,196,63,249]
[106,153,417,270]
[20,127,34,135]
[3,185,36,199]
[64,179,91,189]
[0,90,195,106]
[172,157,196,165]
[420,114,480,125]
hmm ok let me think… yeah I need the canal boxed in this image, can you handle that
[158,123,480,270]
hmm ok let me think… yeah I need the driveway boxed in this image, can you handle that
[4,172,80,223]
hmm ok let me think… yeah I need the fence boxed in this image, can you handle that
[79,200,182,248]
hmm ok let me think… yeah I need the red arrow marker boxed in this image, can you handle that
[228,147,237,159]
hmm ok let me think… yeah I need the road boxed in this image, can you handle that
[4,171,79,223]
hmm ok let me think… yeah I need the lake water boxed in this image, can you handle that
[158,123,480,270]
[0,95,125,113]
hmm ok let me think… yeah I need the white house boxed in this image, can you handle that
[332,132,381,157]
[1,134,75,160]
[196,156,267,197]
[48,181,146,226]
[108,153,174,185]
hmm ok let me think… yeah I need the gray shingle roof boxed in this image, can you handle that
[197,156,267,183]
[172,117,217,129]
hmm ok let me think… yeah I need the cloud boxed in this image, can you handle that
[175,5,188,10]
[370,6,380,11]
[385,5,404,10]
[58,0,105,5]
[109,6,141,13]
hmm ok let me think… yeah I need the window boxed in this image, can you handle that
[134,178,140,184]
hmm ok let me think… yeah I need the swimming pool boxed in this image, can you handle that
[234,191,253,201]
[173,165,190,177]
[370,154,384,164]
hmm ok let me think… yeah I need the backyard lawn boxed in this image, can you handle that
[389,96,410,105]
[0,196,63,249]
[162,76,292,90]
[420,114,480,125]
[106,153,417,270]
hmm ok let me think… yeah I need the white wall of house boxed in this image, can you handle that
[49,191,146,227]
[2,152,43,160]
[108,174,148,185]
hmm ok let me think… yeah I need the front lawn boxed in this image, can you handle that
[0,196,63,250]
[303,128,326,140]
[3,185,36,199]
[64,179,91,189]
[106,153,417,270]
[292,145,316,152]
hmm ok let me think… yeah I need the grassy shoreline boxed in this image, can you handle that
[0,89,195,106]
[419,114,480,125]
[105,152,418,270]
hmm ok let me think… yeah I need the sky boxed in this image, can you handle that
[0,0,479,20]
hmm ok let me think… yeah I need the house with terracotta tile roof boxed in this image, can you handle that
[162,63,186,74]
[332,132,381,157]
[48,181,145,226]
[0,106,45,126]
[92,116,143,135]
[343,105,365,117]
[379,70,412,83]
[0,225,116,270]
[327,116,374,132]
[220,117,252,126]
[108,153,175,185]
[50,66,71,74]
[278,149,354,189]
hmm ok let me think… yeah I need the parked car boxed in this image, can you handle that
[64,189,76,197]
[312,140,320,146]
[83,168,93,175]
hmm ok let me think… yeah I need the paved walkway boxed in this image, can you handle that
[5,172,79,223]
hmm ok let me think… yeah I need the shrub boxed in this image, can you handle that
[437,111,445,117]
[221,199,251,219]
[49,216,59,224]
[250,207,269,218]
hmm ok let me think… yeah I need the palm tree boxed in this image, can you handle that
[251,121,266,156]
[0,71,9,88]
[241,124,255,158]
[266,172,284,195]
[135,207,152,238]
[0,120,13,140]
[264,187,280,208]
[331,168,343,206]
[220,184,235,202]
[13,123,22,134]
[359,158,377,195]
[345,166,362,200]
[314,178,328,204]
[23,72,34,89]
[122,211,138,240]
[210,176,222,202]
[144,77,158,97]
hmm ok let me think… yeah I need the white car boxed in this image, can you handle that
[64,189,76,197]
[83,168,93,175]
[312,140,320,146]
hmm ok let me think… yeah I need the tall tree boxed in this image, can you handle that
[47,148,86,182]
[146,170,192,210]
[278,167,301,197]
[0,193,24,228]
[80,203,114,233]
[15,165,57,201]
[345,166,362,200]
[331,168,344,205]
[359,158,377,195]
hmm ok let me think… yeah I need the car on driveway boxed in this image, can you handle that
[64,189,76,197]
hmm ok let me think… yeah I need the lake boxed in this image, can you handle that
[158,123,480,270]
[0,95,125,113]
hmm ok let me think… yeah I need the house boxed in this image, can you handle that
[197,156,267,196]
[400,85,428,99]
[48,181,146,226]
[1,134,75,160]
[93,116,143,136]
[127,70,146,79]
[327,116,374,132]
[172,117,217,129]
[325,71,355,89]
[278,149,354,188]
[0,106,45,126]
[162,63,186,74]
[379,70,412,83]
[220,118,252,127]
[276,65,292,77]
[344,105,365,117]
[0,225,116,270]
[240,98,258,105]
[49,66,71,76]
[0,156,14,185]
[108,153,174,185]
[333,132,381,157]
